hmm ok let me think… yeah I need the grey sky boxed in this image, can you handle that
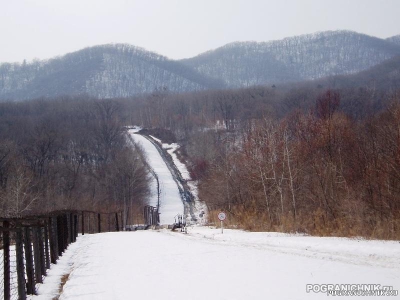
[1,0,400,63]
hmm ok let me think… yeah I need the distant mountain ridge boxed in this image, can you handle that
[181,30,400,87]
[1,30,400,101]
[315,54,400,90]
[387,35,400,46]
[0,44,224,101]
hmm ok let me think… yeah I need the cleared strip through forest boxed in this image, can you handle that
[128,130,184,224]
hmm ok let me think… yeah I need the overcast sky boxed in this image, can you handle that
[1,0,400,63]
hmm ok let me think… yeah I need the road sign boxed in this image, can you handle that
[218,212,226,234]
[218,212,226,221]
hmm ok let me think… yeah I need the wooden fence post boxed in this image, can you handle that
[69,213,74,243]
[74,214,78,241]
[3,221,10,300]
[87,213,90,234]
[115,212,119,232]
[63,214,68,250]
[66,213,71,245]
[58,216,63,253]
[24,227,35,294]
[16,229,27,300]
[44,222,50,269]
[38,227,46,276]
[32,227,43,283]
[48,217,57,264]
[81,212,85,235]
[57,216,63,256]
[52,216,59,261]
[98,213,101,233]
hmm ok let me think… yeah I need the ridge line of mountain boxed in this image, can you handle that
[1,30,400,101]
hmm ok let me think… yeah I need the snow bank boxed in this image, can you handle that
[30,241,82,299]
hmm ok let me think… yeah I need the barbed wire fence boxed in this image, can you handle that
[1,210,122,300]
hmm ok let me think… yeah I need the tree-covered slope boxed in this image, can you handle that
[0,44,224,101]
[182,31,400,87]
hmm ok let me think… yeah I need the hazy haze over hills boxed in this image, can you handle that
[1,30,400,101]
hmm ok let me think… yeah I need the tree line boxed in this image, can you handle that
[0,97,150,227]
[196,91,400,239]
[125,84,400,239]
[1,81,399,238]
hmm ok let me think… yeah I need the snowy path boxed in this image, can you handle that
[33,228,400,300]
[128,130,183,224]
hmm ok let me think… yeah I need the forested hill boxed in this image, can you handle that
[387,35,400,46]
[0,44,224,101]
[314,54,400,90]
[181,30,400,87]
[1,30,400,101]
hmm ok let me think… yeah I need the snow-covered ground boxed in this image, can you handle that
[26,127,392,299]
[31,228,400,300]
[128,129,183,224]
[149,135,208,224]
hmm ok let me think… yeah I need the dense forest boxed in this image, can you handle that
[1,76,399,239]
[0,98,150,227]
[123,82,400,239]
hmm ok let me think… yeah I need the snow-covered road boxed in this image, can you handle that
[128,130,184,224]
[33,228,400,300]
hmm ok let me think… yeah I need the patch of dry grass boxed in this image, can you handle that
[52,272,70,300]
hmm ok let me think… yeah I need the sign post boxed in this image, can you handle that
[217,212,226,234]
